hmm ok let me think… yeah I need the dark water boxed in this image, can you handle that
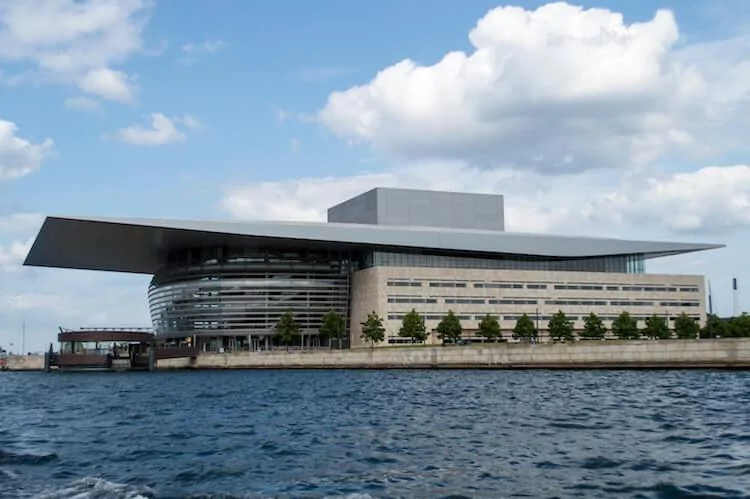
[1,370,750,499]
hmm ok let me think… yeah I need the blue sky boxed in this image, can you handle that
[1,0,750,352]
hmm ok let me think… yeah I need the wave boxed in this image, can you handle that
[35,477,155,499]
[32,478,374,499]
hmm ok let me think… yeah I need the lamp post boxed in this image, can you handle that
[535,308,540,343]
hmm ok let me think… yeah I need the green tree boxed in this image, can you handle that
[274,310,300,350]
[319,309,346,349]
[477,314,502,342]
[701,313,726,338]
[436,309,463,344]
[513,313,538,342]
[726,313,750,337]
[360,311,385,348]
[612,311,639,340]
[580,312,607,340]
[644,315,671,340]
[674,313,700,339]
[399,308,428,343]
[547,310,574,342]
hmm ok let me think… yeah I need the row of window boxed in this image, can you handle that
[387,280,700,293]
[388,296,701,307]
[367,251,646,274]
[386,313,701,322]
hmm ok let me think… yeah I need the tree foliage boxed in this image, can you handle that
[360,311,385,348]
[513,313,538,342]
[580,313,607,340]
[477,314,502,342]
[436,310,463,344]
[674,313,700,339]
[319,309,346,348]
[547,310,574,342]
[701,314,726,338]
[612,311,639,340]
[726,313,750,337]
[700,313,750,338]
[644,315,671,340]
[274,310,300,348]
[398,308,428,343]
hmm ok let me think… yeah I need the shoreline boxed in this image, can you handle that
[6,338,750,372]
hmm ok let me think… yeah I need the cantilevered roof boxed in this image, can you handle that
[23,215,723,275]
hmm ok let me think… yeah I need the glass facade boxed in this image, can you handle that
[360,251,646,273]
[148,248,352,339]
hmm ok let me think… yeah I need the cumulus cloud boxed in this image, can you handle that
[106,113,199,146]
[589,165,750,234]
[0,237,32,272]
[221,161,750,236]
[0,0,151,101]
[0,119,54,182]
[78,68,134,102]
[316,2,746,174]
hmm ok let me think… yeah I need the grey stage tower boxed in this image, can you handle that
[327,187,505,231]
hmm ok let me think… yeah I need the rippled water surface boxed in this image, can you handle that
[2,370,750,498]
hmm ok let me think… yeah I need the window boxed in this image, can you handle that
[387,280,422,287]
[445,298,486,305]
[387,296,438,304]
[429,281,467,288]
[545,299,607,306]
[488,299,538,305]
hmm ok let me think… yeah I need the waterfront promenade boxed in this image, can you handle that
[8,338,749,371]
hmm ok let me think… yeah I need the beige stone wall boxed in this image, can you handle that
[350,266,385,348]
[154,338,750,369]
[350,266,705,346]
[5,355,44,371]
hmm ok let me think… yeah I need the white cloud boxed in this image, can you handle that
[182,40,226,54]
[0,0,151,100]
[316,2,749,174]
[589,165,750,234]
[0,119,54,182]
[0,237,32,272]
[64,95,102,113]
[78,68,133,102]
[0,213,43,234]
[107,113,199,146]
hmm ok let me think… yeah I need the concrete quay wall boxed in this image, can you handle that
[4,355,45,371]
[158,338,750,370]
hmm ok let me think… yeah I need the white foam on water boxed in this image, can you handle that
[35,477,154,499]
[0,468,20,480]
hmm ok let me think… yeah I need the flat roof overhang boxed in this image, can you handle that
[23,216,725,275]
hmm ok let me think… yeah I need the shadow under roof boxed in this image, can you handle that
[23,215,724,275]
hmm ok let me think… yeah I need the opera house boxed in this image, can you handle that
[24,188,722,351]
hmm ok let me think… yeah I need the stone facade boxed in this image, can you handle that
[349,266,705,347]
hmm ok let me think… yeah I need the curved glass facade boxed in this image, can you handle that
[359,251,646,273]
[148,248,352,339]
